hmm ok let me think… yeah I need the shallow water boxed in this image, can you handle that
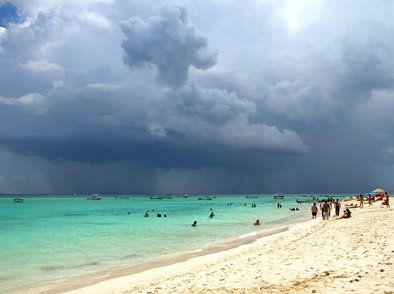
[0,194,347,292]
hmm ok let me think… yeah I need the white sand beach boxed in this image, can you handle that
[61,199,393,294]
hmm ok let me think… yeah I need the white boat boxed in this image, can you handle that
[87,194,102,200]
[14,197,24,203]
[150,196,163,200]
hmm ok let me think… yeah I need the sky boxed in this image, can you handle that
[0,0,394,194]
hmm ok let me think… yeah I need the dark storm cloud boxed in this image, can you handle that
[0,79,308,168]
[121,6,217,87]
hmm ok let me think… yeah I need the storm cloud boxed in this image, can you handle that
[121,6,217,87]
[0,0,394,194]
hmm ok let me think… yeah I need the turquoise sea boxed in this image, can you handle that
[0,194,347,293]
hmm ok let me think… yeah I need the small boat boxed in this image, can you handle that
[274,195,284,199]
[14,197,24,203]
[198,196,213,200]
[87,194,102,200]
[150,196,163,200]
[162,195,174,199]
[245,196,258,199]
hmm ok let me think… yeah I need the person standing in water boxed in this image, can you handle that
[191,221,197,227]
[311,203,318,219]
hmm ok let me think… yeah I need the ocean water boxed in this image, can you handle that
[0,194,346,292]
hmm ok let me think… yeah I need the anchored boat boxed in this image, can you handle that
[87,194,102,200]
[198,196,213,200]
[14,196,24,203]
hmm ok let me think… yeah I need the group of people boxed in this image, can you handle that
[311,198,347,220]
[310,192,391,220]
[144,211,167,218]
[191,211,216,226]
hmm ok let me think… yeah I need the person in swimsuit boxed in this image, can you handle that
[311,203,318,219]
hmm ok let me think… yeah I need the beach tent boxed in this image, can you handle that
[371,188,386,194]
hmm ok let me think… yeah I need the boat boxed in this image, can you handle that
[245,196,258,199]
[14,197,24,203]
[274,195,284,199]
[87,194,102,200]
[198,196,213,200]
[150,196,163,200]
[162,195,174,199]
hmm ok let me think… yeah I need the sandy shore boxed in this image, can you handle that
[61,199,394,294]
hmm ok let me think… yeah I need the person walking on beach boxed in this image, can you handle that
[320,201,324,218]
[311,203,318,219]
[335,199,341,216]
[360,196,364,208]
[322,201,330,220]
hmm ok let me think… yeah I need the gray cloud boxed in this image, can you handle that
[121,6,217,87]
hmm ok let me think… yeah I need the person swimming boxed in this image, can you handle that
[209,212,215,218]
[144,212,149,217]
[191,220,197,227]
[254,219,261,226]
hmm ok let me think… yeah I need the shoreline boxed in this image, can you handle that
[63,199,393,294]
[13,210,311,294]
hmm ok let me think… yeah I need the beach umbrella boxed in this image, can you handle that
[371,188,386,194]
